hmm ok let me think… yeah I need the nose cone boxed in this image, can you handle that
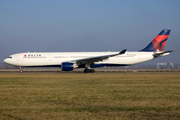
[4,58,12,65]
[3,58,8,64]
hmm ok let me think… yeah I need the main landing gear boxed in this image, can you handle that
[84,68,95,73]
[84,64,95,73]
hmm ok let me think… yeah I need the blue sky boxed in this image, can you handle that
[1,0,180,65]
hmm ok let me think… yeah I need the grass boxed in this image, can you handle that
[0,72,180,119]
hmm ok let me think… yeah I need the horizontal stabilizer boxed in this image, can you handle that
[153,50,175,58]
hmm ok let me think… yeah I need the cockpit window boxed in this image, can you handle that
[8,56,12,58]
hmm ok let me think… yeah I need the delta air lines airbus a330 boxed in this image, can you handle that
[4,29,174,73]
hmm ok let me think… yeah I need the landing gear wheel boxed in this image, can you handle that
[84,68,95,73]
[90,69,95,73]
[84,68,89,73]
[19,69,23,73]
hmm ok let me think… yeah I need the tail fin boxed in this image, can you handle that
[140,29,171,51]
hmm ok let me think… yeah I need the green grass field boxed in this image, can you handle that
[0,73,180,120]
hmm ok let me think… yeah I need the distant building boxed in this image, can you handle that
[157,63,174,69]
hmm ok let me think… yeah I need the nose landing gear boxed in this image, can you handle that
[19,67,23,73]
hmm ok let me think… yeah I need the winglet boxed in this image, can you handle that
[119,49,127,54]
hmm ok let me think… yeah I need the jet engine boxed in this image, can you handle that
[61,62,78,71]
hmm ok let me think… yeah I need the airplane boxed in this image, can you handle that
[4,29,175,73]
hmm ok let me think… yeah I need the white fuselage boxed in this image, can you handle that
[4,51,155,67]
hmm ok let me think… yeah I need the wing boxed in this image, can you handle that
[73,49,127,65]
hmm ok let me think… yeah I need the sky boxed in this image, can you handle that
[1,0,180,65]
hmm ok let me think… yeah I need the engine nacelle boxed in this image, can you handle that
[61,62,77,71]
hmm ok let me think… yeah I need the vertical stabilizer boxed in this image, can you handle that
[140,29,171,51]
